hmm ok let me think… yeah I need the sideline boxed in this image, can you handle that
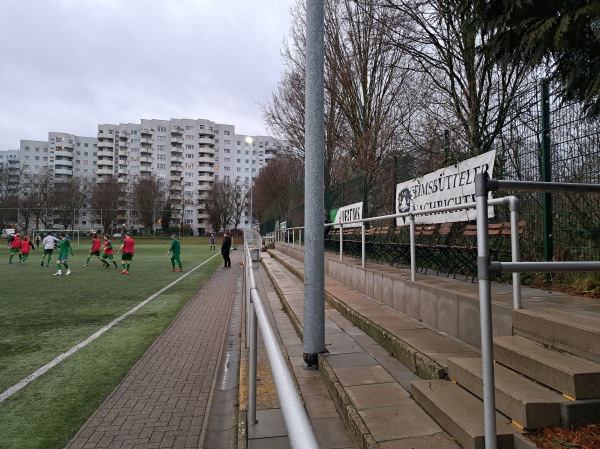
[0,252,222,404]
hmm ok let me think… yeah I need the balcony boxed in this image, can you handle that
[54,159,73,167]
[171,156,184,163]
[198,128,215,138]
[140,148,154,156]
[119,130,129,139]
[170,175,182,182]
[171,136,184,144]
[197,174,213,182]
[98,141,113,149]
[97,148,114,158]
[140,166,152,174]
[171,126,184,136]
[55,141,74,149]
[118,168,129,175]
[95,168,114,176]
[141,128,153,136]
[119,149,128,157]
[170,193,183,201]
[97,159,113,167]
[170,166,183,174]
[198,137,215,147]
[197,156,214,164]
[55,150,73,158]
[140,156,153,164]
[141,137,153,145]
[55,168,73,176]
[171,147,183,155]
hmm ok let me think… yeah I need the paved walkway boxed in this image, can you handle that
[66,254,242,449]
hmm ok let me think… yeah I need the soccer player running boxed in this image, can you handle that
[8,233,21,264]
[117,232,135,274]
[101,235,118,269]
[41,232,58,267]
[53,233,74,276]
[20,235,34,263]
[167,234,183,272]
[83,233,102,266]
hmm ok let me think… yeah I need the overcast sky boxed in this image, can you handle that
[0,0,295,150]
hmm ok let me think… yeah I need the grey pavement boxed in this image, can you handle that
[66,253,243,449]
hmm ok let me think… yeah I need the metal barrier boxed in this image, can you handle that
[275,197,522,308]
[243,229,320,449]
[475,175,600,449]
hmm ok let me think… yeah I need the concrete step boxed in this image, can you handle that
[493,336,600,400]
[411,379,520,449]
[448,357,564,429]
[513,307,600,363]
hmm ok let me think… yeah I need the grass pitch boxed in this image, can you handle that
[0,239,223,449]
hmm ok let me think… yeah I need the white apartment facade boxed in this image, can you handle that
[16,118,284,236]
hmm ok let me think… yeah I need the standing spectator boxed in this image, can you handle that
[117,232,135,274]
[34,233,41,248]
[209,233,215,251]
[20,235,34,263]
[101,235,118,269]
[221,232,232,268]
[53,233,74,276]
[41,232,58,267]
[83,233,102,266]
[167,234,183,272]
[8,233,21,264]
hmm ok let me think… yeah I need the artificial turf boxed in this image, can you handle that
[0,239,223,449]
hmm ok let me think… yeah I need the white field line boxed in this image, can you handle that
[0,252,222,404]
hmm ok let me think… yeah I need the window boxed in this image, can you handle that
[157,145,166,151]
[237,141,241,145]
[186,135,194,140]
[130,139,139,144]
[158,126,167,132]
[224,139,230,144]
[225,149,230,153]
[237,168,241,172]
[224,130,231,135]
[185,144,195,150]
[131,130,138,135]
[185,181,194,187]
[157,163,166,169]
[157,154,166,160]
[224,158,231,162]
[157,136,166,141]
[84,143,89,147]
[224,167,230,172]
[185,172,194,178]
[215,139,219,143]
[84,160,89,164]
[186,125,194,130]
[185,153,194,159]
[185,163,194,168]
[84,152,88,156]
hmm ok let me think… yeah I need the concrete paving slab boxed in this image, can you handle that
[379,433,461,449]
[359,403,444,441]
[346,383,412,409]
[334,365,397,387]
[326,351,378,369]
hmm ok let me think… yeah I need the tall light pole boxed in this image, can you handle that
[245,136,253,230]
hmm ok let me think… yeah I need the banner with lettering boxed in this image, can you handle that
[331,202,363,228]
[395,150,496,225]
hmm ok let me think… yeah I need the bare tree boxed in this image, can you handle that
[0,162,21,231]
[252,155,304,224]
[89,176,127,234]
[130,175,167,235]
[325,0,412,189]
[261,0,347,191]
[205,179,232,233]
[52,177,89,229]
[378,0,535,158]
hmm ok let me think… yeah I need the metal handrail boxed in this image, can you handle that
[274,196,521,308]
[243,230,320,449]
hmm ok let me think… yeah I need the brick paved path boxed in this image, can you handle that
[66,254,241,449]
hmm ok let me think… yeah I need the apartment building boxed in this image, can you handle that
[14,118,284,236]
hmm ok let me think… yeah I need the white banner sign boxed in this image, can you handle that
[333,202,363,228]
[395,150,496,225]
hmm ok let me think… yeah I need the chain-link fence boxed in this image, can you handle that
[262,78,600,261]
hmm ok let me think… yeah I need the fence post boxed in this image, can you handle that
[540,78,553,265]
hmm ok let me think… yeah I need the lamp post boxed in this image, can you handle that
[245,136,253,230]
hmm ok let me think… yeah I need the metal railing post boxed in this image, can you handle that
[508,197,522,309]
[361,223,366,268]
[476,173,497,449]
[248,284,257,425]
[409,214,416,282]
[339,223,343,262]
